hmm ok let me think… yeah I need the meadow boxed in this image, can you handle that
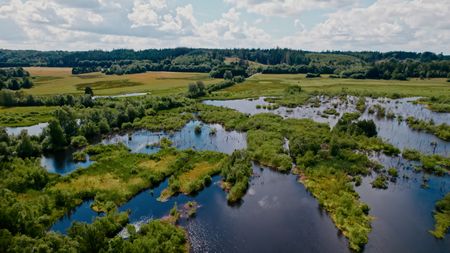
[209,73,450,99]
[0,106,57,126]
[25,67,220,96]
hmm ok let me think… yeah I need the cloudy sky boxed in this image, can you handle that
[0,0,449,53]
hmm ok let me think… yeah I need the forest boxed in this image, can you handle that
[1,49,449,80]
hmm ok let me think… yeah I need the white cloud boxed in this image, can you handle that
[224,0,356,16]
[279,0,450,53]
[0,0,448,53]
[128,0,167,28]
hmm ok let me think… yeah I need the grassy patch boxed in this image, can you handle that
[220,150,252,203]
[406,116,450,141]
[418,96,450,113]
[300,166,371,252]
[430,193,450,239]
[75,80,143,91]
[25,67,220,96]
[159,151,226,201]
[210,74,450,99]
[0,106,57,126]
[133,109,194,132]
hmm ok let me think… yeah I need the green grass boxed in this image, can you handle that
[159,152,226,201]
[299,166,372,252]
[406,116,450,141]
[430,193,450,239]
[210,74,450,99]
[25,67,221,96]
[0,106,57,126]
[50,145,225,212]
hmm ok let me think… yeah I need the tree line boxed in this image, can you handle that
[0,67,33,90]
[1,48,449,79]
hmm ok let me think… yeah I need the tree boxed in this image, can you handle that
[223,70,233,80]
[84,86,94,96]
[16,131,40,158]
[21,78,33,89]
[54,107,78,138]
[8,79,20,90]
[43,120,67,151]
[187,81,206,98]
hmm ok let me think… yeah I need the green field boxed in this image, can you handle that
[209,74,450,99]
[0,106,57,126]
[25,67,220,96]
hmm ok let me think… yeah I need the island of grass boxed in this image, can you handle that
[430,193,450,239]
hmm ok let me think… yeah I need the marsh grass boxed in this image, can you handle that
[0,106,57,126]
[209,74,450,99]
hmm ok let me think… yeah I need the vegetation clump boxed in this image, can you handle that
[371,175,388,189]
[387,168,398,177]
[430,193,450,239]
[406,116,450,141]
[0,67,33,91]
[402,149,421,160]
[159,151,225,201]
[220,150,253,203]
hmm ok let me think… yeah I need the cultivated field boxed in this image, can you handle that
[25,67,220,96]
[210,73,450,99]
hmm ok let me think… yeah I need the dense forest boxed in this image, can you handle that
[0,67,33,91]
[1,48,449,80]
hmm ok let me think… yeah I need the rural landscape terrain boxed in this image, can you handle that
[0,0,449,252]
[0,48,449,252]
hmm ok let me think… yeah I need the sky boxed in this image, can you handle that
[0,0,449,53]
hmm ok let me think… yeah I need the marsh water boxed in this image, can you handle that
[6,95,450,252]
[53,164,351,253]
[356,154,450,253]
[204,96,450,156]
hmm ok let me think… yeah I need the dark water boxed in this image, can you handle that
[357,154,450,253]
[203,96,450,156]
[41,149,93,175]
[183,165,349,253]
[53,164,350,253]
[51,200,104,232]
[16,97,450,251]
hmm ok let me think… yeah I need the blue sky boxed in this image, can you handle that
[0,0,449,53]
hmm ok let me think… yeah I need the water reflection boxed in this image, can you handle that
[357,153,450,253]
[204,96,450,156]
[40,149,93,175]
[103,120,247,155]
[52,164,350,253]
[5,122,48,136]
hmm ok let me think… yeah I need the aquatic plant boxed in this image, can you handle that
[430,193,450,239]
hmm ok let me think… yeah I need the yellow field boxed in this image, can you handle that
[25,67,220,96]
[212,73,450,99]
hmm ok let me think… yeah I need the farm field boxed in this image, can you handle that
[25,67,220,96]
[210,73,450,99]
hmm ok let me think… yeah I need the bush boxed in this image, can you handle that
[371,175,388,189]
[70,136,88,148]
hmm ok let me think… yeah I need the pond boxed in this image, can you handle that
[7,97,450,252]
[356,153,450,253]
[4,120,247,175]
[53,164,351,253]
[5,122,48,136]
[103,120,247,155]
[203,96,450,156]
